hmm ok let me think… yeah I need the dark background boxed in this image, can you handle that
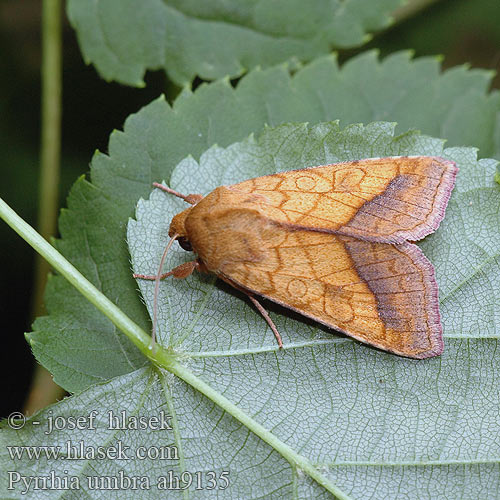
[1,0,499,418]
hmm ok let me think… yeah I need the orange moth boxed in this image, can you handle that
[134,156,457,359]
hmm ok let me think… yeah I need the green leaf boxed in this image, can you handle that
[0,367,346,499]
[66,0,403,86]
[17,53,500,497]
[5,120,500,499]
[27,52,500,394]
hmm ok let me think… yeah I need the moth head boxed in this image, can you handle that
[169,207,192,250]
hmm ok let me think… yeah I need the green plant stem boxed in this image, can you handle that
[35,0,62,317]
[25,0,65,416]
[0,198,350,500]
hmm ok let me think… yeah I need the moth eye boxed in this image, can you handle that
[177,237,193,252]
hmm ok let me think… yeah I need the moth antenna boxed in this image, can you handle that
[151,233,179,352]
[153,182,203,205]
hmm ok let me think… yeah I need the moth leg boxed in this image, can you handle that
[153,182,203,205]
[133,260,199,280]
[220,279,282,348]
[218,276,283,348]
[246,293,284,349]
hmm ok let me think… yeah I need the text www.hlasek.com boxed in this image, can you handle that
[7,439,149,461]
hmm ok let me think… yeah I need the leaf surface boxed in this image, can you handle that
[25,51,500,389]
[7,121,499,499]
[27,51,500,390]
[2,367,331,499]
[12,53,500,499]
[67,0,403,85]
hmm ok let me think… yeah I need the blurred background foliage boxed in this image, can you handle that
[1,0,499,418]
